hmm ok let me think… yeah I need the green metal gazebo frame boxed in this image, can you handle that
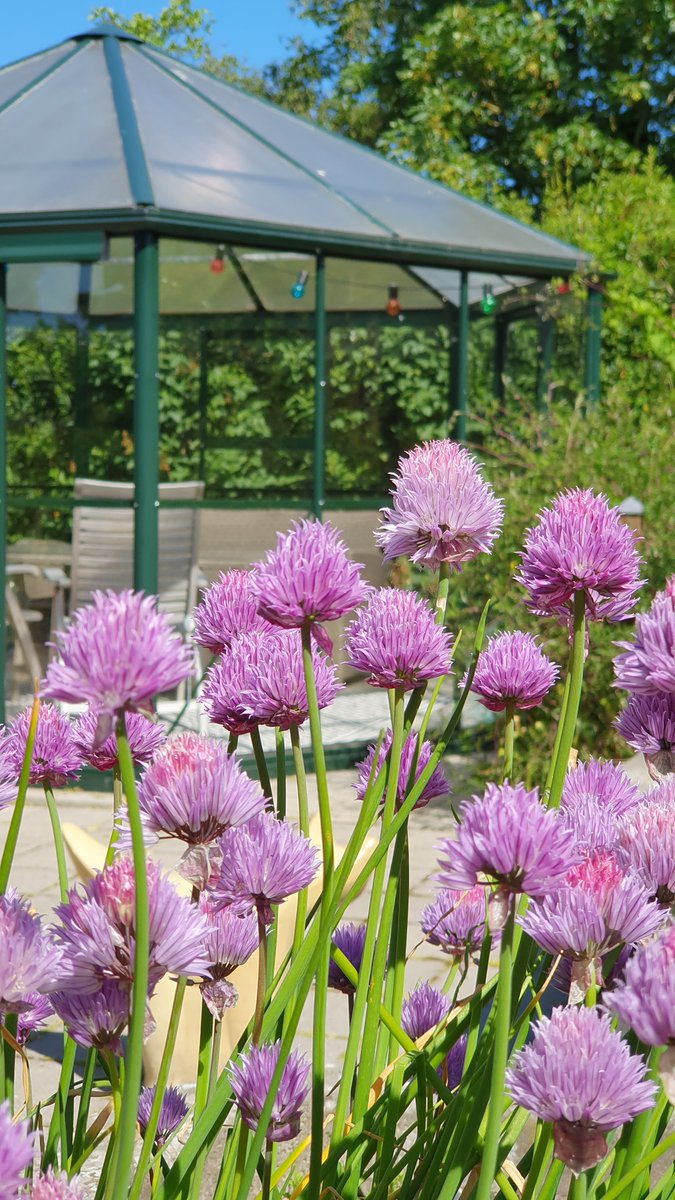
[0,23,601,707]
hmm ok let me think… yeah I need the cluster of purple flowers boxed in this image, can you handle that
[614,579,675,779]
[354,730,451,812]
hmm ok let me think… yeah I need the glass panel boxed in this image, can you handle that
[126,47,381,235]
[0,43,75,110]
[0,42,131,214]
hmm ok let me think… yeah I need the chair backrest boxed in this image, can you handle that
[70,479,204,626]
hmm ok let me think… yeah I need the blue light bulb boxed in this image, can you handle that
[291,270,309,300]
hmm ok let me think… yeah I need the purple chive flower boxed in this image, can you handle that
[560,794,622,859]
[201,633,267,735]
[376,440,504,571]
[54,857,211,995]
[617,780,675,904]
[0,1102,34,1200]
[50,981,130,1054]
[436,782,580,902]
[354,730,450,812]
[251,519,369,636]
[238,629,342,729]
[605,922,675,1048]
[193,569,271,655]
[6,704,82,788]
[516,489,643,625]
[469,631,559,712]
[0,890,63,1010]
[520,853,666,988]
[614,580,675,696]
[345,589,453,691]
[328,923,367,994]
[199,898,259,1019]
[420,887,487,957]
[210,812,319,925]
[124,733,266,848]
[74,709,166,772]
[561,759,641,818]
[137,1085,190,1147]
[402,981,451,1043]
[615,692,675,781]
[30,1168,87,1199]
[0,733,18,812]
[12,993,54,1046]
[506,1007,656,1173]
[229,1040,310,1143]
[43,590,194,733]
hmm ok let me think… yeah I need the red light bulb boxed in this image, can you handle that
[386,285,401,317]
[210,256,225,274]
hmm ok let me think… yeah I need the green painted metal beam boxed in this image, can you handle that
[493,315,508,403]
[0,266,6,724]
[0,231,104,263]
[313,253,327,521]
[104,35,154,207]
[584,284,603,407]
[454,269,470,441]
[133,231,160,594]
[536,316,555,410]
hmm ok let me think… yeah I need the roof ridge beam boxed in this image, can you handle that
[103,36,154,208]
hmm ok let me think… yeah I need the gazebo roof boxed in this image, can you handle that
[0,24,589,282]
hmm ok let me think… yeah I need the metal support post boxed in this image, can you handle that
[133,231,159,595]
[198,329,209,483]
[73,263,92,476]
[447,311,459,430]
[455,269,470,441]
[493,314,508,404]
[536,316,555,410]
[312,252,327,520]
[584,283,603,407]
[0,266,6,723]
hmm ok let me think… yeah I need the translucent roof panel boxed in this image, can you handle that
[231,253,442,313]
[142,45,587,266]
[412,269,533,307]
[0,42,76,110]
[7,261,79,316]
[88,239,257,316]
[0,42,132,214]
[125,48,385,238]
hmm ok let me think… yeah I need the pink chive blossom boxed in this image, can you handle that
[50,981,130,1054]
[119,733,266,848]
[506,1007,656,1173]
[617,780,675,904]
[401,982,466,1089]
[199,898,259,1019]
[201,634,266,735]
[436,782,580,901]
[420,887,487,957]
[469,631,559,713]
[0,890,63,1010]
[210,812,319,925]
[30,1168,86,1199]
[193,569,271,655]
[615,693,675,781]
[74,709,166,772]
[137,1085,190,1148]
[328,923,367,995]
[561,759,641,818]
[237,629,342,730]
[251,519,369,636]
[516,489,643,625]
[43,590,194,734]
[345,589,453,690]
[614,580,675,696]
[559,794,622,859]
[354,730,451,812]
[229,1041,310,1144]
[0,732,18,812]
[54,857,212,995]
[11,993,54,1046]
[7,704,82,788]
[376,440,504,571]
[0,1102,34,1200]
[605,922,675,1048]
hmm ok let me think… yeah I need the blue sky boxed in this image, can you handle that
[3,0,319,70]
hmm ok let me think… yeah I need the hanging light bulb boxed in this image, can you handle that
[291,270,309,300]
[210,245,226,274]
[480,284,497,315]
[386,285,402,318]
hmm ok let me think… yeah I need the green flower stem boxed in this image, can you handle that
[387,828,409,1053]
[0,694,39,893]
[43,784,69,904]
[227,733,238,756]
[474,901,516,1200]
[300,622,333,894]
[275,728,286,819]
[105,715,150,1200]
[330,689,405,1153]
[502,701,515,782]
[544,673,570,801]
[186,994,216,1200]
[602,1130,675,1200]
[72,1048,98,1165]
[569,1172,587,1200]
[208,1018,223,1104]
[436,561,451,623]
[288,725,310,965]
[0,1014,17,1111]
[262,1143,274,1200]
[548,591,587,808]
[250,727,273,801]
[43,1035,77,1171]
[104,767,124,866]
[253,908,268,1045]
[230,1125,249,1200]
[520,1122,552,1200]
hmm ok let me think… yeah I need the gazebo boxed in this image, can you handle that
[0,24,596,705]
